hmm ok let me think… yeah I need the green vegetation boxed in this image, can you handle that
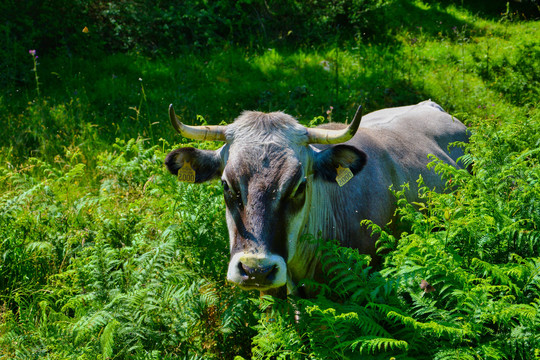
[0,0,539,358]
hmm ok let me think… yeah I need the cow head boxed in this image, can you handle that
[165,105,366,293]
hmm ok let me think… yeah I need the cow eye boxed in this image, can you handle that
[221,179,230,192]
[293,179,307,197]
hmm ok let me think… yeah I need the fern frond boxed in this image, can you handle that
[354,318,392,339]
[387,311,471,338]
[472,258,521,296]
[367,302,406,318]
[101,318,119,359]
[72,310,112,344]
[497,303,537,322]
[25,240,54,255]
[458,153,475,169]
[433,348,477,360]
[343,335,408,354]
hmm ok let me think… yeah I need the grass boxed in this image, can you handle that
[0,0,539,358]
[3,2,537,165]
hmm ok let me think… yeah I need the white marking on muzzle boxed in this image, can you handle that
[227,252,287,290]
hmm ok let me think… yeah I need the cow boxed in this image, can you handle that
[165,100,468,296]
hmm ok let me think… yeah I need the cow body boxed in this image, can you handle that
[165,100,468,294]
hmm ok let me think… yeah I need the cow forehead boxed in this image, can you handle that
[221,111,310,182]
[224,143,306,189]
[225,111,308,145]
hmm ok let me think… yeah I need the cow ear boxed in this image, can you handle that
[165,147,223,183]
[313,145,367,183]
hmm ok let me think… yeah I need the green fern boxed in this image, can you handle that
[345,336,408,354]
[101,318,119,358]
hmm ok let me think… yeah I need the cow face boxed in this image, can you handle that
[165,109,366,292]
[221,141,313,291]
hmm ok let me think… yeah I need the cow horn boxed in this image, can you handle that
[169,104,227,142]
[306,105,363,144]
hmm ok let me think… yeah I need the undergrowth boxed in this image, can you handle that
[0,110,539,358]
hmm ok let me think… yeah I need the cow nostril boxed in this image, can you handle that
[238,262,250,277]
[238,262,277,281]
[266,265,278,282]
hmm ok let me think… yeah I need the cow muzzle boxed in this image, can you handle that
[226,252,287,290]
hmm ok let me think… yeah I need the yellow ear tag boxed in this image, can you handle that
[177,161,196,183]
[336,165,353,187]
